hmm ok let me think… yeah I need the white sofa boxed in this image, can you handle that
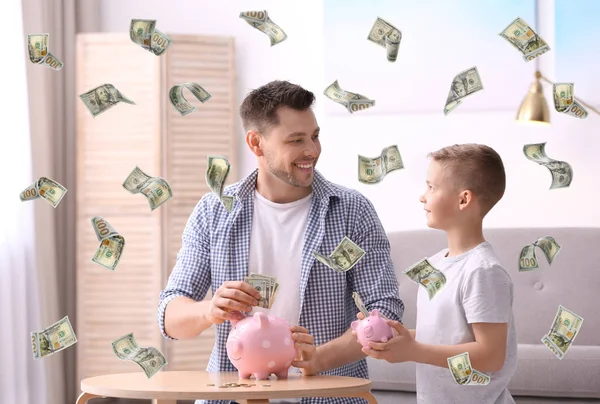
[369,228,600,403]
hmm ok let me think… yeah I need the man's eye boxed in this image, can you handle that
[312,134,320,140]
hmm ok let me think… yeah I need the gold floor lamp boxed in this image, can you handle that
[516,70,600,125]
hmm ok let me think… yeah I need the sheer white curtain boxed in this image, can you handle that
[0,1,47,403]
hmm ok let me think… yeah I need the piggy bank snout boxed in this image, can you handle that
[227,339,243,360]
[363,325,374,338]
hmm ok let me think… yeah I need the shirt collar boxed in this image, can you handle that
[232,168,337,202]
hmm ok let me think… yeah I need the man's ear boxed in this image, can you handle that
[246,130,264,157]
[458,190,473,210]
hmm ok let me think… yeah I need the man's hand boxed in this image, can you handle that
[290,325,320,376]
[207,281,261,325]
[362,320,417,363]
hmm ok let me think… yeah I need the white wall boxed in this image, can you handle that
[98,0,600,232]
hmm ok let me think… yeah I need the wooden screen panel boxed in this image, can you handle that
[76,33,163,381]
[162,34,238,370]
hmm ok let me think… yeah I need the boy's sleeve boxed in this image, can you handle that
[347,195,404,323]
[462,265,513,324]
[157,196,213,340]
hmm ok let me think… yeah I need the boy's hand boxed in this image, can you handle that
[362,320,417,363]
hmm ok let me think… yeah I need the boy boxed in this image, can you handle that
[361,144,517,403]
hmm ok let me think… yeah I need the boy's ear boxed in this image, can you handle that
[458,189,473,210]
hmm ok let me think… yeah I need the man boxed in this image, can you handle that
[158,80,404,404]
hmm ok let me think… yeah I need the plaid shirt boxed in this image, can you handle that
[158,169,404,404]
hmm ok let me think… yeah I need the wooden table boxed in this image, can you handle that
[77,371,377,403]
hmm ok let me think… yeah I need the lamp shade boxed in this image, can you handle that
[516,79,550,125]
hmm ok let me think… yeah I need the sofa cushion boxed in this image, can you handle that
[368,344,600,397]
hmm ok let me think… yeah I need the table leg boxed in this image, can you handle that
[76,392,100,404]
[151,400,177,404]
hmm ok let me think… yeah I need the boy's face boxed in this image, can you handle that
[419,160,461,230]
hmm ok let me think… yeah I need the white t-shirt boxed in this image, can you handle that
[248,190,312,403]
[415,241,517,404]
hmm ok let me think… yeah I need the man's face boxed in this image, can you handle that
[419,160,461,230]
[260,107,321,189]
[97,87,110,103]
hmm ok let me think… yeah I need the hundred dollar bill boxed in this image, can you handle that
[553,83,588,119]
[352,292,370,318]
[523,142,573,189]
[80,84,136,117]
[112,333,167,378]
[541,305,583,360]
[313,236,366,273]
[90,216,125,270]
[206,156,235,213]
[169,82,212,116]
[403,258,446,300]
[367,17,402,62]
[20,177,67,208]
[245,273,279,309]
[240,10,287,46]
[447,352,490,386]
[324,80,376,114]
[518,235,561,271]
[130,19,171,56]
[31,316,77,359]
[358,145,404,184]
[122,166,172,210]
[499,17,550,62]
[444,66,484,115]
[27,34,63,70]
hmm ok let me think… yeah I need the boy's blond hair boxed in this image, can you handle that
[428,143,506,216]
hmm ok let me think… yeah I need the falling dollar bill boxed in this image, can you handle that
[31,316,77,359]
[20,177,67,208]
[122,166,172,211]
[80,84,136,117]
[541,305,583,360]
[112,333,167,378]
[206,156,235,213]
[240,10,288,46]
[90,216,125,270]
[367,17,402,62]
[553,83,588,119]
[169,82,212,116]
[444,66,484,115]
[447,352,490,386]
[358,145,404,184]
[245,273,279,309]
[499,17,550,62]
[27,33,63,70]
[523,142,573,189]
[324,80,376,114]
[313,236,366,273]
[403,258,446,300]
[130,19,171,56]
[519,235,561,271]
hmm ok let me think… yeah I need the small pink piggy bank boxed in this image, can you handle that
[351,309,394,348]
[226,312,297,380]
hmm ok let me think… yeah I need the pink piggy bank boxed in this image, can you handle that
[226,312,297,380]
[351,309,394,348]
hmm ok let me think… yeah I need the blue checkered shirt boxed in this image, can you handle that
[158,169,404,404]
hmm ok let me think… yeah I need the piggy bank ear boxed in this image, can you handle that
[371,309,381,318]
[254,312,269,329]
[351,320,360,330]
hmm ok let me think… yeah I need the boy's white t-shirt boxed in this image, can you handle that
[415,241,518,404]
[247,190,312,404]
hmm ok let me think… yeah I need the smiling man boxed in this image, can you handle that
[158,80,404,404]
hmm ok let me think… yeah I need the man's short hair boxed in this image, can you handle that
[239,80,315,135]
[428,143,506,216]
